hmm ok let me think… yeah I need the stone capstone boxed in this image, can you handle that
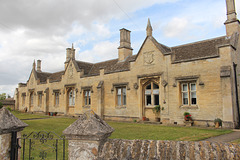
[0,107,28,135]
[63,110,114,140]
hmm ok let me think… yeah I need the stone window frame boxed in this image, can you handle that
[111,82,130,109]
[175,75,199,109]
[81,86,93,108]
[144,81,160,108]
[53,89,61,107]
[37,91,43,108]
[68,89,75,107]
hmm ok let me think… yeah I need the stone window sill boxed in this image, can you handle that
[179,105,198,109]
[82,106,91,109]
[69,105,75,108]
[116,106,126,109]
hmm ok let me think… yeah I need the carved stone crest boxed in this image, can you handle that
[144,52,154,65]
[68,64,73,79]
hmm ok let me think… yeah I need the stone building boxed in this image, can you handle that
[15,0,240,128]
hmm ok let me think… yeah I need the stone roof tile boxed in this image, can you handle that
[172,36,230,63]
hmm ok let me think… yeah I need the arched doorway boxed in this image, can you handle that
[142,80,160,120]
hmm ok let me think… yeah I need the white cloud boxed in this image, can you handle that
[78,41,118,63]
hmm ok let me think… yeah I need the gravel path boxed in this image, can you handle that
[202,130,240,143]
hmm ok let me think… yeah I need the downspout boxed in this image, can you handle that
[233,62,240,128]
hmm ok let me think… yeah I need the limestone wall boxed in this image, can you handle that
[99,139,240,160]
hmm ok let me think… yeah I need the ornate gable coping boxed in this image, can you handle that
[137,72,163,79]
[28,89,35,92]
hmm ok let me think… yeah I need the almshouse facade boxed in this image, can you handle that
[15,0,240,128]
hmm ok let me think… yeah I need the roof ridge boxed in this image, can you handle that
[172,36,228,48]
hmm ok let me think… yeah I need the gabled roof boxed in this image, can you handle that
[35,71,52,83]
[76,55,137,77]
[172,36,230,63]
[48,71,64,83]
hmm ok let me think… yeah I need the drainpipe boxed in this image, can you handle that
[233,62,240,128]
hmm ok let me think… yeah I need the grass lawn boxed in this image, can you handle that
[11,111,232,141]
[11,111,232,159]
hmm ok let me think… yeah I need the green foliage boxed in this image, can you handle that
[0,93,6,100]
[0,102,3,109]
[6,107,12,111]
[152,105,161,114]
[184,112,190,116]
[214,118,223,126]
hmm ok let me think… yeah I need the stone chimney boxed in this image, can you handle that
[32,60,36,70]
[146,18,153,37]
[37,60,41,72]
[118,28,133,61]
[65,43,76,69]
[225,0,240,36]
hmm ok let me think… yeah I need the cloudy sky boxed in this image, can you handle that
[0,0,239,97]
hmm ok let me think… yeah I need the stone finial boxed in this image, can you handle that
[63,110,114,140]
[146,18,153,37]
[0,107,28,134]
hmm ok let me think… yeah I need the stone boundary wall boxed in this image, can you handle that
[99,139,240,160]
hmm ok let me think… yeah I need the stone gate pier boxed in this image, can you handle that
[0,107,28,160]
[63,110,240,159]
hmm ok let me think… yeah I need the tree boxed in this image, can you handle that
[0,93,6,100]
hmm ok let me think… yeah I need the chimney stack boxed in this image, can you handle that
[118,28,133,61]
[224,0,240,36]
[65,43,76,69]
[37,60,41,72]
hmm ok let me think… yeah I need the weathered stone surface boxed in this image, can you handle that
[0,107,28,134]
[63,110,114,140]
[0,133,11,160]
[98,139,240,160]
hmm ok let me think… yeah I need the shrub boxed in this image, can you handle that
[152,105,161,114]
[214,118,222,127]
[6,107,12,112]
[0,102,3,109]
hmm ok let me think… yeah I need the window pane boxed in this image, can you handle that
[89,97,91,105]
[88,91,91,97]
[117,88,121,95]
[191,83,196,91]
[191,92,197,105]
[123,95,126,105]
[146,84,151,89]
[153,90,159,95]
[183,92,188,105]
[153,83,159,89]
[123,88,126,95]
[145,90,151,95]
[146,95,151,105]
[85,91,88,96]
[182,84,188,91]
[154,95,159,105]
[117,95,121,105]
